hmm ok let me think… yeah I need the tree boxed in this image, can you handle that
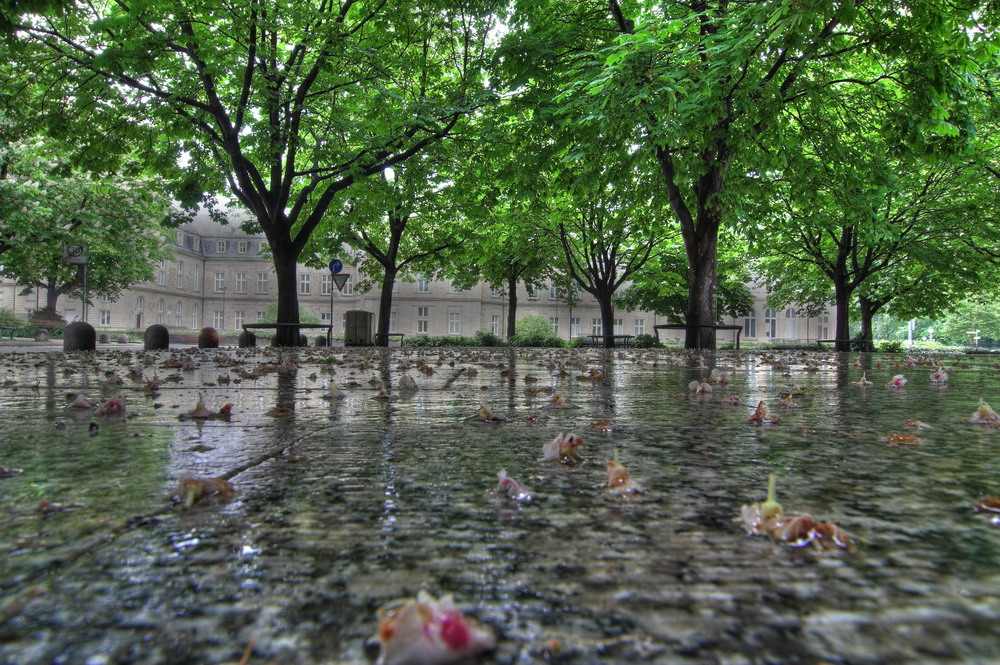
[751,81,999,351]
[305,148,464,346]
[502,0,990,349]
[0,139,170,320]
[15,0,497,344]
[546,149,674,348]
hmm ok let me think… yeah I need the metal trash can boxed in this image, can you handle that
[344,310,373,346]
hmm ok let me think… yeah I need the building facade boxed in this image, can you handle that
[0,216,833,343]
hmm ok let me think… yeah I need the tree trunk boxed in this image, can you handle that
[858,296,877,353]
[683,224,718,350]
[506,272,517,340]
[598,292,615,348]
[833,278,852,352]
[44,281,59,317]
[272,244,300,347]
[376,267,397,347]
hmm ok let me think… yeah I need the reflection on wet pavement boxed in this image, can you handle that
[0,347,998,664]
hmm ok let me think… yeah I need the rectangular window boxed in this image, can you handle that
[216,240,226,254]
[417,276,430,293]
[633,318,645,336]
[592,318,601,336]
[490,314,500,335]
[342,276,353,295]
[321,273,332,295]
[614,318,623,335]
[157,260,167,286]
[237,241,248,255]
[571,317,581,338]
[99,310,111,326]
[390,309,397,332]
[765,308,777,338]
[257,271,268,293]
[549,316,559,335]
[490,286,502,298]
[213,311,224,329]
[157,299,165,324]
[234,311,244,330]
[321,312,331,322]
[819,314,830,340]
[175,301,183,327]
[417,306,429,334]
[548,282,558,300]
[299,273,311,295]
[176,261,184,288]
[448,311,462,335]
[256,311,265,322]
[214,272,225,292]
[191,306,198,330]
[744,309,757,338]
[235,272,247,293]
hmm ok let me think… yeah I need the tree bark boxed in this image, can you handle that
[376,266,397,347]
[506,271,518,340]
[858,295,877,352]
[272,243,300,346]
[833,278,852,352]
[683,222,719,349]
[598,291,615,348]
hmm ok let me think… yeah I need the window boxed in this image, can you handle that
[490,286,502,298]
[743,309,757,338]
[549,316,559,335]
[234,311,244,330]
[99,310,111,326]
[156,260,167,286]
[633,318,645,336]
[299,273,311,295]
[190,305,198,330]
[390,309,397,332]
[215,272,225,292]
[257,271,269,293]
[785,308,797,319]
[490,314,500,336]
[571,317,581,338]
[213,311,224,329]
[819,314,830,340]
[175,300,183,327]
[342,275,353,295]
[136,296,144,312]
[215,240,226,254]
[176,229,183,246]
[592,318,601,335]
[321,273,332,295]
[176,261,184,288]
[548,282,558,300]
[417,306,429,334]
[157,299,165,324]
[193,237,200,252]
[417,276,430,293]
[321,312,331,322]
[448,310,462,335]
[238,240,248,254]
[235,272,247,293]
[527,286,539,301]
[256,311,265,322]
[765,308,777,338]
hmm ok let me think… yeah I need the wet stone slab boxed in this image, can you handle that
[0,346,998,664]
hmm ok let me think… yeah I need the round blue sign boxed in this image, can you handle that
[329,259,343,274]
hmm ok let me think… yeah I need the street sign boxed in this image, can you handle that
[329,259,343,274]
[63,244,88,265]
[333,273,350,292]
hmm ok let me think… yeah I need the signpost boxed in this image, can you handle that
[62,244,88,322]
[328,259,348,346]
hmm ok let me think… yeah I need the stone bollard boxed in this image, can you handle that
[98,333,109,344]
[116,334,129,344]
[144,324,170,351]
[63,322,96,352]
[34,329,49,342]
[198,327,220,349]
[238,330,256,348]
[315,335,328,347]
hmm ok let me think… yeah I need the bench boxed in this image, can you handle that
[586,334,634,348]
[816,338,867,351]
[375,332,405,346]
[654,324,743,350]
[0,326,17,340]
[243,322,333,346]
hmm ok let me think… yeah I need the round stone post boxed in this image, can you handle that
[144,324,170,351]
[238,330,257,348]
[198,327,220,349]
[314,335,328,347]
[63,322,96,352]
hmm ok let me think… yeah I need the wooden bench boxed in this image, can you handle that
[586,334,634,348]
[242,322,333,346]
[375,332,405,346]
[654,324,743,350]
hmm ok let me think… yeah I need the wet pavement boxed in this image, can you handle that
[0,346,998,665]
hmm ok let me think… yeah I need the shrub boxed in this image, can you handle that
[632,334,662,348]
[474,330,503,347]
[879,340,904,353]
[0,308,20,327]
[510,314,564,348]
[404,335,479,347]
